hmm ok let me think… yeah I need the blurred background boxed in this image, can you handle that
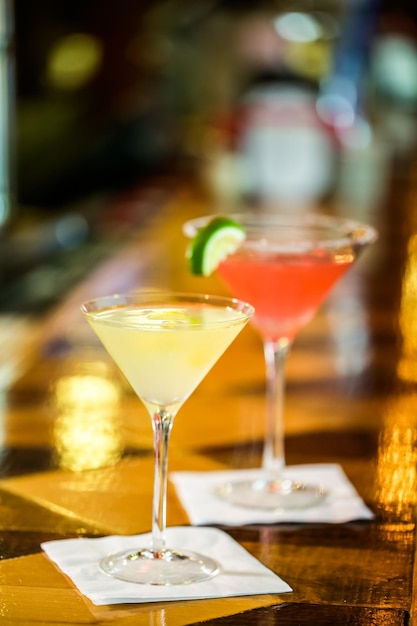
[1,0,417,313]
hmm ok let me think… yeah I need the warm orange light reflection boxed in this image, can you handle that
[52,372,123,471]
[334,252,355,264]
[149,608,168,626]
[398,233,417,382]
[375,395,417,519]
[377,521,415,546]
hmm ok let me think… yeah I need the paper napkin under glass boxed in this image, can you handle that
[170,463,374,526]
[41,526,292,606]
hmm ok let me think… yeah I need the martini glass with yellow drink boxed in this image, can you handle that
[184,213,377,509]
[81,290,253,585]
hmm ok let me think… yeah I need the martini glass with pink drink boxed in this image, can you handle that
[183,213,377,509]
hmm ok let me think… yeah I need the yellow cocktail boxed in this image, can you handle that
[81,291,254,585]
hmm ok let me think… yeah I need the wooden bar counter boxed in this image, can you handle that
[0,164,415,625]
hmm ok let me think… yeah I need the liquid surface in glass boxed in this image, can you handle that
[87,303,248,411]
[218,248,354,342]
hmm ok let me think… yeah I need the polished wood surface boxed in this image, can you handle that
[0,161,415,625]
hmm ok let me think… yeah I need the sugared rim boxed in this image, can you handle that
[183,213,378,253]
[81,290,255,326]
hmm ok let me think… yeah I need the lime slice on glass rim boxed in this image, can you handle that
[186,216,246,276]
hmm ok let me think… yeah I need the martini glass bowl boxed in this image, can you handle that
[183,212,377,509]
[81,290,253,584]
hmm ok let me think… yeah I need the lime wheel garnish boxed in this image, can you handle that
[187,216,246,276]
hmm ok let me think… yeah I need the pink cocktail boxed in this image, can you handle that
[219,249,353,343]
[184,212,377,509]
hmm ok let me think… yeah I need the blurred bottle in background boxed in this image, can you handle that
[176,0,384,212]
[11,1,417,214]
[156,0,417,214]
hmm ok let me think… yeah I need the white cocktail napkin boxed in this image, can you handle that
[41,526,292,605]
[170,463,374,525]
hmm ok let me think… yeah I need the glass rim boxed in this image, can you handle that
[183,212,378,253]
[81,289,255,326]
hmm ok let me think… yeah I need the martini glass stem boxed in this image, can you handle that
[151,408,174,555]
[262,338,290,475]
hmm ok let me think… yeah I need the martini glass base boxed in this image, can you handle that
[99,547,220,585]
[216,477,327,510]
